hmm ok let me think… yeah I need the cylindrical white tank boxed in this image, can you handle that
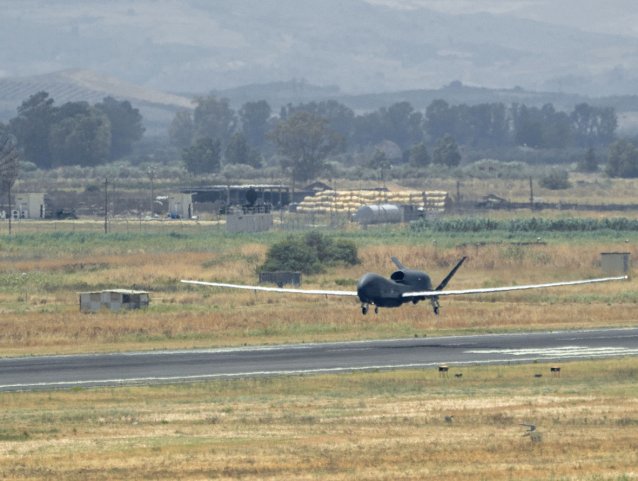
[354,204,403,225]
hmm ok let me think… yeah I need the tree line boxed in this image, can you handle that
[4,90,638,183]
[3,91,144,169]
[169,96,622,181]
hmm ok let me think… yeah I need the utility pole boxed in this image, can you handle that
[104,178,108,234]
[7,184,12,236]
[529,176,534,211]
[148,169,155,216]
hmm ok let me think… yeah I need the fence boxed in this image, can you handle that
[0,212,361,236]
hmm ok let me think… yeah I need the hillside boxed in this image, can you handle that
[213,80,591,112]
[4,70,638,136]
[0,70,193,134]
[2,0,638,97]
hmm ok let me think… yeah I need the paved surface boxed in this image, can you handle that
[2,328,638,391]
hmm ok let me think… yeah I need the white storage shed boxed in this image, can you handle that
[79,289,150,313]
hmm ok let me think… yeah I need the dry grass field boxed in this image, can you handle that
[0,223,636,356]
[367,173,638,205]
[1,218,637,479]
[0,359,637,480]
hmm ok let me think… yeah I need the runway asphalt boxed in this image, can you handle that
[1,327,638,392]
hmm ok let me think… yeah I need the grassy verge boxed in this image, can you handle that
[1,358,637,480]
[0,220,636,356]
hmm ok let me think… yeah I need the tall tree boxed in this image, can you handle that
[169,110,194,148]
[271,111,342,184]
[432,135,461,167]
[48,106,111,167]
[606,139,638,178]
[380,101,423,150]
[225,132,261,168]
[0,130,19,233]
[182,137,221,175]
[577,147,598,172]
[280,100,355,145]
[0,130,19,194]
[409,142,430,167]
[192,96,236,149]
[465,103,509,147]
[352,110,384,149]
[368,149,390,170]
[512,104,544,148]
[96,96,145,159]
[570,103,617,147]
[239,100,271,150]
[9,91,55,168]
[512,103,569,148]
[425,100,510,148]
[425,99,456,142]
[539,103,571,149]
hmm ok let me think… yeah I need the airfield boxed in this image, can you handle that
[2,328,638,392]
[1,217,637,479]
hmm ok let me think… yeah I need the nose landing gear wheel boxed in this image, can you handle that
[361,304,369,315]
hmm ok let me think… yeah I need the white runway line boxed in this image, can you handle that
[466,346,638,358]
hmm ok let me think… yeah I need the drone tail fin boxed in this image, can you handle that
[435,256,467,291]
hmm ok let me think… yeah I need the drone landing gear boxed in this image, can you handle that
[361,303,379,315]
[431,298,440,316]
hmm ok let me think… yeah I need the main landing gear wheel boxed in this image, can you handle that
[361,304,379,315]
[431,298,440,316]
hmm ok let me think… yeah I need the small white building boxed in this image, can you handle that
[15,193,45,219]
[601,252,631,276]
[79,289,150,313]
[226,213,273,233]
[168,193,193,219]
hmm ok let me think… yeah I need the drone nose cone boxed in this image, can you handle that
[357,273,377,290]
[357,273,384,301]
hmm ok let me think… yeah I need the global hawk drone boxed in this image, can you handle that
[181,256,627,315]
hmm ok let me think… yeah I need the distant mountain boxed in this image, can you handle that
[2,0,638,97]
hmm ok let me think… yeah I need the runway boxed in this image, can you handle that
[2,327,638,392]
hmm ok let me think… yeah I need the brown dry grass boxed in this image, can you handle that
[391,173,638,205]
[0,239,635,356]
[1,224,636,479]
[0,359,637,480]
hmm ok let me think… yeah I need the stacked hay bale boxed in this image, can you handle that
[422,190,449,212]
[296,190,449,215]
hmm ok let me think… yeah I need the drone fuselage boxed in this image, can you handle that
[356,269,433,308]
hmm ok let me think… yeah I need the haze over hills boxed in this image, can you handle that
[0,69,193,134]
[2,0,638,97]
[4,69,638,136]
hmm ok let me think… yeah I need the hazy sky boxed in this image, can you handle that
[367,0,638,37]
[3,0,638,95]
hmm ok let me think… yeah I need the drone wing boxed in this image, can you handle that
[181,280,358,297]
[402,275,628,299]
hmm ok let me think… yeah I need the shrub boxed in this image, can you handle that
[260,232,360,274]
[460,159,530,179]
[539,169,571,189]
